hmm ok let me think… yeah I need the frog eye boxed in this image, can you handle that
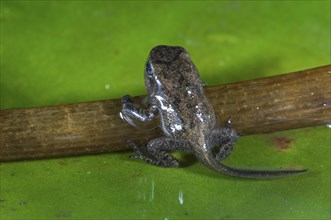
[145,62,154,77]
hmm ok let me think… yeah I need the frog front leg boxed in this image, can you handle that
[129,137,191,168]
[121,95,190,167]
[120,95,158,127]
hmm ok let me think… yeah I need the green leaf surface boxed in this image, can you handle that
[1,1,330,219]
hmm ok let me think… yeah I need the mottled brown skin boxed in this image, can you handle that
[121,45,306,178]
[145,46,215,140]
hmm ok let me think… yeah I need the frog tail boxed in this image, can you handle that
[194,150,307,179]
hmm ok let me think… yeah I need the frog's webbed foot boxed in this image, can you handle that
[127,140,145,159]
[211,121,239,162]
[127,138,189,168]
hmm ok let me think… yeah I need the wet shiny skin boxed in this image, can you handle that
[120,45,306,178]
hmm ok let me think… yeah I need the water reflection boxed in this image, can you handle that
[137,177,155,202]
[150,179,155,202]
[137,176,185,207]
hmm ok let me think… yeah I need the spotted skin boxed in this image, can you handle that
[120,45,307,178]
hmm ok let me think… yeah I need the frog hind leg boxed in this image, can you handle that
[210,127,239,162]
[128,137,190,168]
[201,124,307,178]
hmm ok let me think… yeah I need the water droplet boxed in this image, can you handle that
[178,189,184,205]
[105,84,110,90]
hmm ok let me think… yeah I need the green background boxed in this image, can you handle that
[1,1,330,219]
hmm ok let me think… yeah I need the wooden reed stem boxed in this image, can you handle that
[1,65,330,162]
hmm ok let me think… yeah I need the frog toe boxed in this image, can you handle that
[159,155,180,168]
[129,152,142,159]
[167,159,180,168]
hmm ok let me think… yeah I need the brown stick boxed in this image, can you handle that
[1,65,330,162]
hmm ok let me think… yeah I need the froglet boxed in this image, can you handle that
[120,45,306,178]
